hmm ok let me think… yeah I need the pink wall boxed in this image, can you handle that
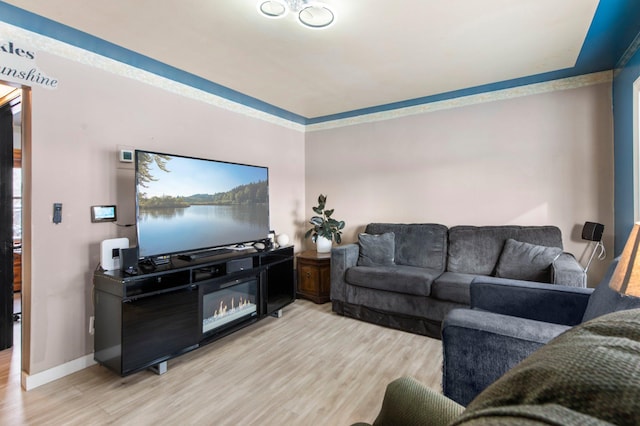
[305,82,614,284]
[24,52,305,377]
[14,40,615,385]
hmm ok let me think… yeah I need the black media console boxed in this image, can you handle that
[93,245,294,376]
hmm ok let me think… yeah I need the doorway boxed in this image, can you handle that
[0,82,23,355]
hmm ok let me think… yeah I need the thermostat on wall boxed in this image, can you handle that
[91,205,117,223]
[119,149,134,163]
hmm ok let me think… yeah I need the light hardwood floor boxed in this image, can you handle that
[0,300,443,425]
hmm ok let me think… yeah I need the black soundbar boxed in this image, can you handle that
[178,248,234,261]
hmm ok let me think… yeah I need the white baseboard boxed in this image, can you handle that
[21,354,96,391]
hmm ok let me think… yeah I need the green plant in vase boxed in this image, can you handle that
[304,194,345,252]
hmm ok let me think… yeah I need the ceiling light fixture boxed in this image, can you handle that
[257,0,335,29]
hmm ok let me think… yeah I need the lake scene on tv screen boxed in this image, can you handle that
[136,152,269,258]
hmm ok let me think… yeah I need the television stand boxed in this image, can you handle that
[93,246,294,376]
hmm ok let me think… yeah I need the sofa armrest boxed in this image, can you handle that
[442,309,571,406]
[551,253,587,287]
[470,276,593,326]
[353,377,464,426]
[330,243,359,303]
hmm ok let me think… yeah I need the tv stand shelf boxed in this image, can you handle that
[93,246,294,376]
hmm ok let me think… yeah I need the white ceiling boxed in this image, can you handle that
[3,0,601,119]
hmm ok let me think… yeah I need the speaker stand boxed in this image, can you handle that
[584,240,604,273]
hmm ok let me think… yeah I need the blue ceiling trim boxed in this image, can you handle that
[574,0,640,73]
[305,67,585,125]
[0,1,308,125]
[1,1,639,126]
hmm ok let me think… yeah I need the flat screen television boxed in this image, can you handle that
[135,150,270,260]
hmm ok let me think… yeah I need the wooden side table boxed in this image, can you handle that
[296,250,331,304]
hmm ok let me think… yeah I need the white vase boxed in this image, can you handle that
[316,236,332,253]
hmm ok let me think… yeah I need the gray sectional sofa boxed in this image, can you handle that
[330,223,586,339]
[442,256,640,406]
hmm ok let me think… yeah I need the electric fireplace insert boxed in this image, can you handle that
[200,276,258,337]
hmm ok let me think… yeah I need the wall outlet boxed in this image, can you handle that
[89,316,95,335]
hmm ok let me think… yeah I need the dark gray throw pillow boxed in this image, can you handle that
[495,238,562,282]
[357,232,395,267]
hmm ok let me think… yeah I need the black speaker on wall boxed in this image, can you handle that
[119,247,139,275]
[582,221,605,242]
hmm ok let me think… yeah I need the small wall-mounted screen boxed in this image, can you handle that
[91,205,117,223]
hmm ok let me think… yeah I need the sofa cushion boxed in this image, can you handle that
[357,232,395,267]
[432,272,475,304]
[345,265,439,297]
[447,226,563,275]
[448,226,520,275]
[513,226,564,248]
[494,239,562,282]
[365,223,448,270]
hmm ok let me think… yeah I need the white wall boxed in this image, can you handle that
[305,82,614,285]
[24,51,305,376]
